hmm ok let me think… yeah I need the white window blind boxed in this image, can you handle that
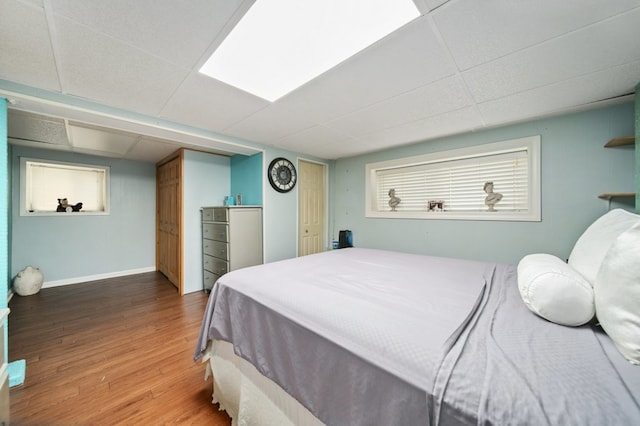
[376,151,528,212]
[365,136,540,221]
[21,158,110,215]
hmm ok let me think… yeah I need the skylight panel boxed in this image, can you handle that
[199,0,420,102]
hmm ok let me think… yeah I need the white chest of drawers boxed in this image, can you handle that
[201,206,263,291]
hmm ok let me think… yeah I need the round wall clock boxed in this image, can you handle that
[268,157,297,193]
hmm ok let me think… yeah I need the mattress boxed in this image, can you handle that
[195,248,640,425]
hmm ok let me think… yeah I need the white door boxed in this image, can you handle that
[298,160,325,256]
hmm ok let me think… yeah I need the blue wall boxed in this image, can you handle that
[1,98,8,363]
[261,149,335,263]
[11,146,156,284]
[333,102,636,265]
[231,152,263,206]
[183,150,230,294]
[0,99,7,307]
[262,149,298,262]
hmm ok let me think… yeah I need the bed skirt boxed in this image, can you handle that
[202,339,325,426]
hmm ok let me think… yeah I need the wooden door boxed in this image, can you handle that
[298,160,325,256]
[157,151,183,293]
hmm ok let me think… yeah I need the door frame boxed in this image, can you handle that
[296,158,329,256]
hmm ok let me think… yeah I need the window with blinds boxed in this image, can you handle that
[365,136,540,221]
[20,158,110,215]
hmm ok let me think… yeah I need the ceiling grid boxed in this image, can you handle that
[0,0,637,161]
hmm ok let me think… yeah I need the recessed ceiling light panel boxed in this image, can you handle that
[200,0,420,102]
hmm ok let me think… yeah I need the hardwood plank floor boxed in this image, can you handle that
[8,272,232,425]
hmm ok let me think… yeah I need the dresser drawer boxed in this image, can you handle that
[213,207,228,222]
[203,270,221,291]
[202,208,214,221]
[204,255,228,276]
[203,240,228,260]
[203,223,228,242]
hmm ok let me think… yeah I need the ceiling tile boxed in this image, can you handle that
[160,73,269,132]
[0,0,61,90]
[20,0,44,6]
[275,125,359,160]
[67,123,138,155]
[54,15,190,115]
[222,103,311,144]
[328,75,472,137]
[411,0,429,14]
[50,0,247,69]
[225,15,456,143]
[462,8,640,103]
[477,60,640,125]
[433,0,640,70]
[354,106,484,154]
[8,110,69,146]
[125,136,181,163]
[423,0,450,10]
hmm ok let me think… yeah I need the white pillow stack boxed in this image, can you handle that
[568,208,640,285]
[517,209,640,364]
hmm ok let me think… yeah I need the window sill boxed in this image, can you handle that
[366,210,540,222]
[21,211,110,217]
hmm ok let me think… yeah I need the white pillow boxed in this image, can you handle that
[595,223,640,364]
[518,253,595,326]
[568,209,640,286]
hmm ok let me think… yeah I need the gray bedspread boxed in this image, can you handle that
[195,248,640,425]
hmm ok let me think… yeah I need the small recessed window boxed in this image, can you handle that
[20,158,110,216]
[365,136,541,221]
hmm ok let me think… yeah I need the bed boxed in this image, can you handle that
[194,209,640,425]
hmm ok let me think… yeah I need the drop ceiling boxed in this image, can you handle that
[1,0,638,162]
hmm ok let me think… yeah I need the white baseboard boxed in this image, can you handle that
[42,266,157,289]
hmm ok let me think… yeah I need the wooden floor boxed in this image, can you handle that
[8,272,232,425]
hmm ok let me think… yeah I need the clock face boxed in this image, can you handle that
[268,157,297,193]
